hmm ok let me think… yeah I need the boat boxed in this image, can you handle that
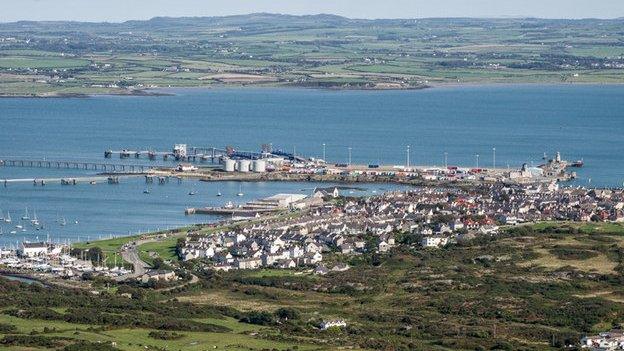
[9,230,16,234]
[21,208,29,221]
[89,181,97,185]
[59,217,66,226]
[30,211,39,226]
[237,184,244,197]
[4,211,11,223]
[188,190,196,196]
[217,191,222,197]
[15,224,23,230]
[571,159,584,168]
[143,188,150,194]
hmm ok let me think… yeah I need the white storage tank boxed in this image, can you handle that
[237,159,251,173]
[224,158,236,172]
[252,160,267,173]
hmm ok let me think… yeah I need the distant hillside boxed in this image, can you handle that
[0,13,623,97]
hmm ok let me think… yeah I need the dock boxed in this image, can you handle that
[104,144,228,163]
[0,159,155,173]
[2,175,136,187]
[185,207,279,216]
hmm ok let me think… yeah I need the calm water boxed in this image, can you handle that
[0,85,623,245]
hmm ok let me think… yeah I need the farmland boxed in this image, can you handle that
[0,14,623,96]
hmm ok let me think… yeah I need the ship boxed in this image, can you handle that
[570,159,584,168]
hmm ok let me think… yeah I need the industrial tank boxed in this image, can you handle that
[252,160,267,173]
[237,160,251,172]
[224,158,236,172]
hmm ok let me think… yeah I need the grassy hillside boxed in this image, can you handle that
[4,223,624,350]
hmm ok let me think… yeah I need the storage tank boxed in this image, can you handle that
[237,160,251,173]
[224,158,236,172]
[252,160,267,173]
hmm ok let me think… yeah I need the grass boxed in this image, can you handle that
[0,57,89,69]
[0,314,322,351]
[521,247,618,274]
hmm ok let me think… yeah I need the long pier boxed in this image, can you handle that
[0,159,155,173]
[105,147,227,163]
[2,176,128,186]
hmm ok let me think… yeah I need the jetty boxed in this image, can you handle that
[2,175,135,187]
[0,159,155,173]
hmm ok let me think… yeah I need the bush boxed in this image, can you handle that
[239,311,274,325]
[148,330,185,340]
[0,323,16,333]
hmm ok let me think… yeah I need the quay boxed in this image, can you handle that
[185,207,279,216]
[2,175,134,187]
[105,144,228,163]
[0,159,155,173]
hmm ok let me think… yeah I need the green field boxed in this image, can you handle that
[1,15,623,96]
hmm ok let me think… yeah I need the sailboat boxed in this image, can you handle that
[30,211,39,226]
[216,186,222,197]
[59,217,67,226]
[3,211,11,223]
[237,184,244,197]
[21,208,30,221]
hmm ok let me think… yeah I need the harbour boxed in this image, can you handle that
[1,85,623,248]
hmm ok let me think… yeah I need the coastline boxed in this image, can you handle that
[3,80,624,99]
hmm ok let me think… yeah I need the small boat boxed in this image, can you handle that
[570,159,584,168]
[216,191,222,197]
[15,224,23,230]
[74,220,79,224]
[188,191,196,196]
[4,211,11,223]
[9,230,16,234]
[143,188,150,194]
[59,217,66,226]
[237,184,244,197]
[21,208,29,221]
[30,211,39,226]
[89,181,97,185]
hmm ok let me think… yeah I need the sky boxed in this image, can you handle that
[1,0,623,22]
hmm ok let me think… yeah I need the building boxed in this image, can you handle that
[18,242,48,257]
[581,330,624,350]
[420,236,448,248]
[313,187,340,198]
[140,270,177,283]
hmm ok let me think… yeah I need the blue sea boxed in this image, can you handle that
[0,85,623,246]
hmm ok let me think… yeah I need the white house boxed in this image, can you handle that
[420,236,448,248]
[18,242,48,257]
